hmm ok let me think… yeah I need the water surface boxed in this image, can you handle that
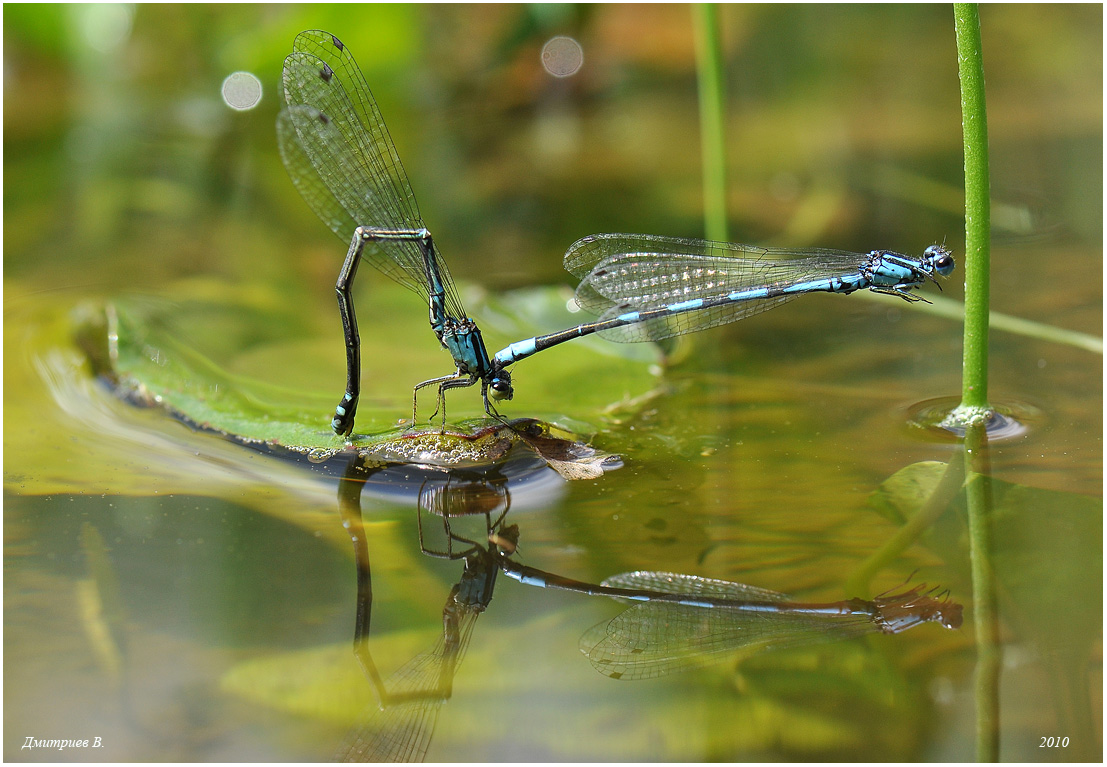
[5,5,1101,762]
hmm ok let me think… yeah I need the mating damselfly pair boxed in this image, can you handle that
[277,30,955,437]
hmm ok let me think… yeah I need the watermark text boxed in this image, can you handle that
[21,737,102,750]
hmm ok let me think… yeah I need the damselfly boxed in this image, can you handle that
[494,235,954,372]
[500,563,962,680]
[278,29,508,437]
[336,565,489,762]
[278,30,956,436]
[336,489,513,762]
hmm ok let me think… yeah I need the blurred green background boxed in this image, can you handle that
[4,4,1101,762]
[6,4,1099,300]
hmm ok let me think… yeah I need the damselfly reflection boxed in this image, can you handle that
[500,565,962,680]
[336,547,503,761]
[335,468,514,762]
[333,459,960,760]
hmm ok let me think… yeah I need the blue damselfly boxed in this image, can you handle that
[278,30,955,436]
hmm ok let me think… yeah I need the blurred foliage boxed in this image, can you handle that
[4,5,1101,762]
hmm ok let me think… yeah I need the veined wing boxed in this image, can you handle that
[335,606,480,762]
[601,571,790,602]
[580,571,872,680]
[290,30,420,224]
[579,602,872,680]
[565,233,870,343]
[278,30,466,319]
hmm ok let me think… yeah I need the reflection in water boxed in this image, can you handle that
[334,457,519,762]
[331,453,963,761]
[500,565,961,681]
[906,395,1037,442]
[577,574,961,680]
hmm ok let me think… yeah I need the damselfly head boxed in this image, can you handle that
[488,370,514,401]
[489,523,520,554]
[871,584,963,633]
[923,244,956,278]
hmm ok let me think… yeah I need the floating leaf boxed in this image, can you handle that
[73,299,625,481]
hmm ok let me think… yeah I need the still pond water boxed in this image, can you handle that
[4,5,1101,762]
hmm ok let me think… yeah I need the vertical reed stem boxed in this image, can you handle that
[954,4,992,416]
[954,6,1000,761]
[693,4,729,242]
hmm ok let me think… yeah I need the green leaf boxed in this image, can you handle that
[67,286,651,476]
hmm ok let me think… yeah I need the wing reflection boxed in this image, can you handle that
[330,450,960,762]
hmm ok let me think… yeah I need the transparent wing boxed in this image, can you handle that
[580,602,873,681]
[335,606,480,762]
[565,233,869,342]
[279,30,466,319]
[580,570,874,680]
[289,30,421,225]
[600,571,790,602]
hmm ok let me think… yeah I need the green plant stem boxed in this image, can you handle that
[901,294,1104,354]
[954,4,991,416]
[964,421,1000,762]
[693,3,728,242]
[954,9,1001,761]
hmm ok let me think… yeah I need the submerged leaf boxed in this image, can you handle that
[222,605,936,760]
[867,460,947,524]
[870,461,1102,663]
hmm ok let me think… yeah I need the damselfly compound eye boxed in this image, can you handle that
[489,377,513,400]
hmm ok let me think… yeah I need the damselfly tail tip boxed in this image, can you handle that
[872,583,963,633]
